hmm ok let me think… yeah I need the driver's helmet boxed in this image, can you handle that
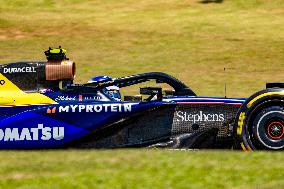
[88,76,122,101]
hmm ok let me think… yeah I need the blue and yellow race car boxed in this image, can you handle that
[0,47,283,150]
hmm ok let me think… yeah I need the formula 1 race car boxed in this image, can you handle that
[0,47,283,150]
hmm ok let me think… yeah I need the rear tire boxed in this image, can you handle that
[234,89,284,150]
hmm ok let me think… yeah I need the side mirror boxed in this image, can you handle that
[164,89,175,96]
[140,87,162,101]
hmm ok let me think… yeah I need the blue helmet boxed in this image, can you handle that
[88,76,122,101]
[88,76,113,83]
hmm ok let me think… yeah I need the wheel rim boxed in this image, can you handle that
[253,109,284,150]
[266,121,284,140]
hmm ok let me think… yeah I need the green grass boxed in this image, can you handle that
[0,150,283,189]
[0,1,284,188]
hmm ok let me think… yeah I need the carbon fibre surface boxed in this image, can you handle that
[172,104,239,139]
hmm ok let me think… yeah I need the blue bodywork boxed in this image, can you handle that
[0,67,250,149]
[0,91,246,149]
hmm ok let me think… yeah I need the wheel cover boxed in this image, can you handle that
[266,121,284,140]
[255,111,284,150]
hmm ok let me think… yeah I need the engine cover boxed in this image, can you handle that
[0,60,75,92]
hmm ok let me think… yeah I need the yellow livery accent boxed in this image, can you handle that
[247,92,284,108]
[0,73,57,106]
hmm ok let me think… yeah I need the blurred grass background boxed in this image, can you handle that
[0,150,283,189]
[0,0,284,188]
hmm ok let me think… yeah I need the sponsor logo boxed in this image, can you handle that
[3,67,36,74]
[237,112,245,135]
[0,80,5,85]
[79,95,83,101]
[84,96,102,100]
[55,95,102,102]
[175,111,225,123]
[47,107,56,114]
[55,104,132,113]
[0,124,64,141]
[55,95,76,102]
[79,95,102,101]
